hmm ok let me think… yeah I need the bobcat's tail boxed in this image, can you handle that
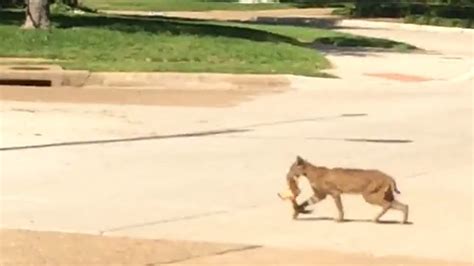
[391,179,401,194]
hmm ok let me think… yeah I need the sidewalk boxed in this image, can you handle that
[1,229,468,266]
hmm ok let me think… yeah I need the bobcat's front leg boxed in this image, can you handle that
[291,196,315,219]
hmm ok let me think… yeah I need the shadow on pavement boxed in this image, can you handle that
[298,216,414,225]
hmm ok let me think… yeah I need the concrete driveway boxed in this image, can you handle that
[1,23,472,264]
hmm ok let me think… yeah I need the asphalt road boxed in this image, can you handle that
[1,21,472,263]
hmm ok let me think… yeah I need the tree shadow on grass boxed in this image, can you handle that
[0,9,24,26]
[0,9,301,46]
[0,9,418,56]
[315,35,415,49]
[77,13,417,52]
[237,16,380,30]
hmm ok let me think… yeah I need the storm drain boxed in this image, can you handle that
[9,66,50,71]
[0,79,52,87]
[0,65,57,87]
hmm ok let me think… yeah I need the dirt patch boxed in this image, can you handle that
[0,229,246,266]
[0,229,469,266]
[364,73,433,82]
[0,86,275,107]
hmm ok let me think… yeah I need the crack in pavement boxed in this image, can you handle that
[149,244,262,265]
[239,113,367,129]
[0,129,249,151]
[217,135,413,144]
[0,113,367,151]
[344,138,412,143]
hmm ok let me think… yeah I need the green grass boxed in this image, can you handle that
[8,30,327,74]
[0,11,328,76]
[81,0,294,11]
[0,10,415,75]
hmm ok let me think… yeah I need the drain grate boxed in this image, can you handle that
[0,79,52,87]
[9,66,49,70]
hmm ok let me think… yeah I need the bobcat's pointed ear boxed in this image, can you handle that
[296,156,304,166]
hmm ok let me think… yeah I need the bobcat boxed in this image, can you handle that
[278,156,409,223]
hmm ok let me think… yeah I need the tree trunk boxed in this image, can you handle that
[23,0,50,29]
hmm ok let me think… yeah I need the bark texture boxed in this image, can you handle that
[23,0,50,29]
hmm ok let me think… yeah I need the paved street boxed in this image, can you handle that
[1,21,472,264]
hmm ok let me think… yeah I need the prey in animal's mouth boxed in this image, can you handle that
[277,189,295,201]
[277,188,313,219]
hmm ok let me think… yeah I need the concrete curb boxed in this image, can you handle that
[84,72,292,91]
[449,66,474,82]
[337,19,474,34]
[2,67,471,92]
[0,65,297,91]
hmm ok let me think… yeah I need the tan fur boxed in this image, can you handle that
[283,156,409,223]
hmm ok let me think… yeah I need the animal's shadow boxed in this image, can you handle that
[297,216,413,225]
